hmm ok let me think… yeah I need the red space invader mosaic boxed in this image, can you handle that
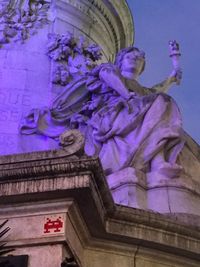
[44,216,64,234]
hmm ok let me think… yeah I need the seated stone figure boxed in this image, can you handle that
[20,46,184,177]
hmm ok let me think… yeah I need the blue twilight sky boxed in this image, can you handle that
[127,0,200,144]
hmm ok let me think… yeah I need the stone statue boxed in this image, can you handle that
[20,45,184,178]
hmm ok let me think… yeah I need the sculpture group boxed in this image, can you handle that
[20,39,184,178]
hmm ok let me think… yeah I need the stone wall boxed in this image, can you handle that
[0,0,133,155]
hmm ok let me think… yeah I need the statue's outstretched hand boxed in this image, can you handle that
[152,68,182,93]
[169,68,182,85]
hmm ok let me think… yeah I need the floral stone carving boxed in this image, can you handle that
[47,32,102,86]
[0,0,50,46]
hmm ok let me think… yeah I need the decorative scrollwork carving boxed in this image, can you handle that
[0,0,50,46]
[59,129,85,156]
[47,32,102,86]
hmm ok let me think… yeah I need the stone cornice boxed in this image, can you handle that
[0,149,199,261]
[0,149,104,183]
[55,0,134,56]
[0,149,114,215]
[89,0,134,50]
[110,0,134,46]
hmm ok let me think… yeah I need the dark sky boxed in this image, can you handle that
[127,0,200,144]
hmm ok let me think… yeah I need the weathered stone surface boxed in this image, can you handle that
[0,0,133,156]
[107,167,147,209]
[0,1,199,266]
[0,0,50,47]
[0,149,199,267]
[106,165,200,215]
[180,134,200,182]
[52,0,133,60]
[9,245,66,267]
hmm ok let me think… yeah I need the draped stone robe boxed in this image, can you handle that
[20,63,184,175]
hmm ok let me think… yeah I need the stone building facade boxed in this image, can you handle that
[0,1,199,267]
[0,148,199,266]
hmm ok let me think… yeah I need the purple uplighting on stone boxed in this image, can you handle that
[0,0,199,215]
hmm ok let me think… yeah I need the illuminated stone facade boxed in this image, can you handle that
[0,149,199,266]
[0,1,199,267]
[0,0,133,155]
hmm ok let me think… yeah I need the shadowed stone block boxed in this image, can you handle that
[147,172,200,214]
[107,167,147,209]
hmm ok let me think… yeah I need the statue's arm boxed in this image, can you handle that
[99,65,130,99]
[151,68,182,93]
[151,77,174,93]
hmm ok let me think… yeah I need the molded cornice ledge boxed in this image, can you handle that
[52,0,134,60]
[0,149,114,236]
[0,149,199,261]
[109,0,134,46]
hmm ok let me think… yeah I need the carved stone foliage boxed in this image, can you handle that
[47,32,102,86]
[0,0,50,46]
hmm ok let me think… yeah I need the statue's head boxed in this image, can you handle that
[115,47,145,75]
